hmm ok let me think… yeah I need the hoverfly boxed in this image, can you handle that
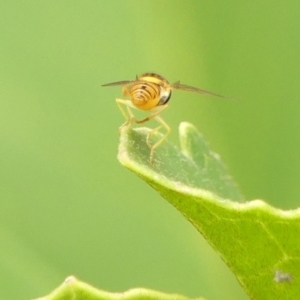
[102,72,229,164]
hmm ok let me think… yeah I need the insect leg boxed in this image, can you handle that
[134,105,170,163]
[135,104,168,124]
[116,98,136,129]
[148,115,170,164]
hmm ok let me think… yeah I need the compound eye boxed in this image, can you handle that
[158,90,172,105]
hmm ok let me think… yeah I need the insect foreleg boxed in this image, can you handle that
[116,98,136,129]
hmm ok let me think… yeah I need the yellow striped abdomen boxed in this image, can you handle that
[124,81,161,111]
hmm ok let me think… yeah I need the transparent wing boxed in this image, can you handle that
[172,81,234,100]
[102,80,135,87]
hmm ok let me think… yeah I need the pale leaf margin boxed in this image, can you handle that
[33,276,204,300]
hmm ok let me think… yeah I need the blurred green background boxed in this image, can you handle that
[1,1,299,299]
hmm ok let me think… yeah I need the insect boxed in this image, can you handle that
[102,72,229,164]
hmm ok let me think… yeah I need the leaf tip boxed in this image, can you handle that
[179,121,198,136]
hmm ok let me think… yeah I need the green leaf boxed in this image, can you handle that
[118,122,300,299]
[34,276,204,300]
